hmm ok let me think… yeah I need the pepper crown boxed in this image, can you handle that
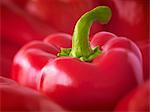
[58,6,112,62]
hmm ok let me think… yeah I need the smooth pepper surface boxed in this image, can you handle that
[12,6,143,110]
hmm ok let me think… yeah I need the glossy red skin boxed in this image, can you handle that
[26,0,102,35]
[115,80,150,111]
[27,0,150,81]
[2,0,148,79]
[12,33,70,89]
[25,0,149,81]
[0,76,66,112]
[12,32,143,110]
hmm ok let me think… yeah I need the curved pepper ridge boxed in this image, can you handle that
[12,6,143,111]
[12,31,143,110]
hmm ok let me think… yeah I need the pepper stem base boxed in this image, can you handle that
[57,46,101,62]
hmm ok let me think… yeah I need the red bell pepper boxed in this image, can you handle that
[0,76,66,112]
[115,80,149,111]
[25,0,149,80]
[12,6,143,110]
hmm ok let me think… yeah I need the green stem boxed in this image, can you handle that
[58,6,112,62]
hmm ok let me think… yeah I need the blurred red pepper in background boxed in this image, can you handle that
[26,0,149,41]
[115,80,150,111]
[1,0,57,46]
[137,40,150,80]
[0,76,66,112]
[12,0,28,8]
[26,0,102,35]
[95,0,149,42]
[0,40,19,78]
